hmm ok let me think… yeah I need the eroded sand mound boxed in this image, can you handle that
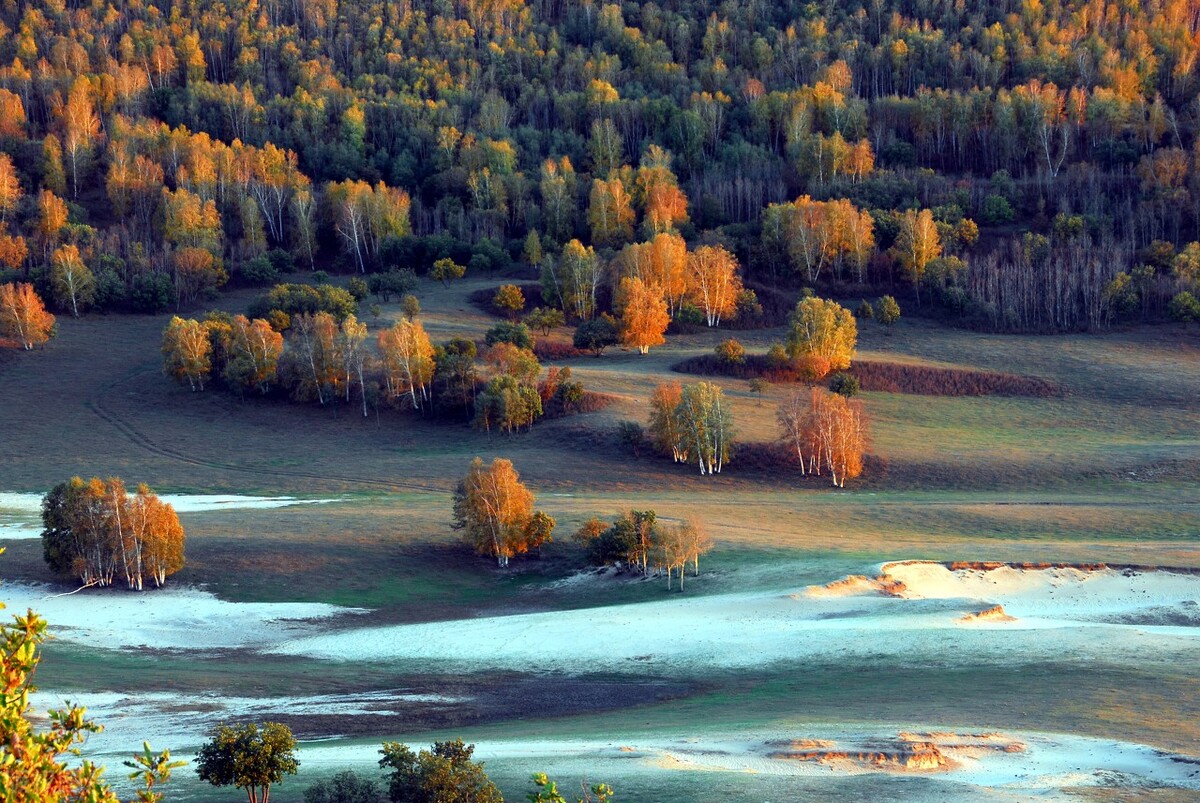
[804,574,907,597]
[958,604,1017,623]
[767,731,1026,773]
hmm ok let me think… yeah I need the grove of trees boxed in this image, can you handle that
[647,381,734,475]
[40,477,186,590]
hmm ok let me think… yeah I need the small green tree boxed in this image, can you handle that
[401,294,421,320]
[573,314,618,356]
[524,306,565,335]
[195,722,299,803]
[875,295,900,326]
[493,284,526,318]
[485,321,533,349]
[379,740,502,803]
[431,257,466,287]
[828,371,860,397]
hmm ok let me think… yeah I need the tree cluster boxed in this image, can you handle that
[647,381,735,475]
[41,477,185,590]
[576,510,713,590]
[777,387,869,487]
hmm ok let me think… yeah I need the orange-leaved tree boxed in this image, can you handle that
[453,457,555,567]
[617,276,669,354]
[0,283,56,350]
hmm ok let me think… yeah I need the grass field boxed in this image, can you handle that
[2,274,1199,800]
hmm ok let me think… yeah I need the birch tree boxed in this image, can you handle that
[378,318,435,410]
[617,276,669,354]
[0,282,56,349]
[162,316,213,390]
[675,382,733,475]
[686,245,742,327]
[453,457,553,567]
[50,245,95,318]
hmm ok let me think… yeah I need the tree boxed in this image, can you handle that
[617,277,669,354]
[778,387,867,487]
[162,317,212,390]
[573,314,618,356]
[716,338,745,365]
[379,740,502,803]
[588,177,635,246]
[338,315,370,416]
[876,295,901,326]
[55,77,101,198]
[524,306,564,335]
[41,477,185,589]
[431,257,466,286]
[224,315,283,394]
[401,294,421,321]
[785,297,857,379]
[0,153,22,223]
[542,240,603,321]
[485,321,533,350]
[675,382,734,475]
[893,208,942,301]
[0,589,181,803]
[647,381,687,463]
[50,245,95,318]
[379,319,435,409]
[288,311,341,404]
[0,283,56,350]
[686,245,742,327]
[195,722,299,803]
[453,457,551,567]
[493,284,526,319]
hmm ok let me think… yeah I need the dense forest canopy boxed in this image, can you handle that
[3,0,1200,330]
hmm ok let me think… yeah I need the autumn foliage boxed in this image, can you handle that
[0,283,56,350]
[777,388,868,487]
[41,477,186,589]
[453,458,555,567]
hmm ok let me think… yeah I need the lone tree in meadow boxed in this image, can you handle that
[195,722,299,803]
[0,282,56,350]
[785,296,857,379]
[453,457,555,566]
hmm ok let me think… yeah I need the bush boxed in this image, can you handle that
[766,343,790,370]
[674,302,705,327]
[734,289,764,322]
[128,272,174,313]
[304,770,380,803]
[239,255,279,286]
[981,194,1014,225]
[715,338,745,365]
[856,299,874,320]
[876,295,901,325]
[266,248,294,275]
[346,276,369,301]
[311,270,330,284]
[524,306,565,334]
[1170,291,1200,322]
[485,321,533,349]
[829,371,860,397]
[573,315,619,356]
[493,284,525,318]
[617,420,647,456]
[266,309,291,332]
[401,294,421,320]
[248,283,357,321]
[368,269,418,301]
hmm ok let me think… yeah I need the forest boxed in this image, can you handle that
[2,0,1200,337]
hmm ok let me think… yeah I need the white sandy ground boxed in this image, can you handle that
[291,729,1200,793]
[29,689,466,755]
[0,582,364,650]
[268,562,1200,671]
[0,491,342,539]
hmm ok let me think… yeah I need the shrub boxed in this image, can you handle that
[239,255,279,286]
[674,302,705,327]
[715,338,746,365]
[401,293,421,320]
[766,343,790,370]
[368,269,418,301]
[856,299,874,320]
[1169,291,1200,323]
[524,306,564,334]
[876,295,901,325]
[266,309,291,332]
[981,193,1014,225]
[346,276,369,301]
[573,314,619,356]
[129,272,173,313]
[829,371,860,397]
[493,284,525,318]
[617,420,647,456]
[485,321,533,349]
[311,270,330,284]
[248,283,357,321]
[734,289,764,322]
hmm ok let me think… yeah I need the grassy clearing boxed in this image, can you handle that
[1,276,1198,797]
